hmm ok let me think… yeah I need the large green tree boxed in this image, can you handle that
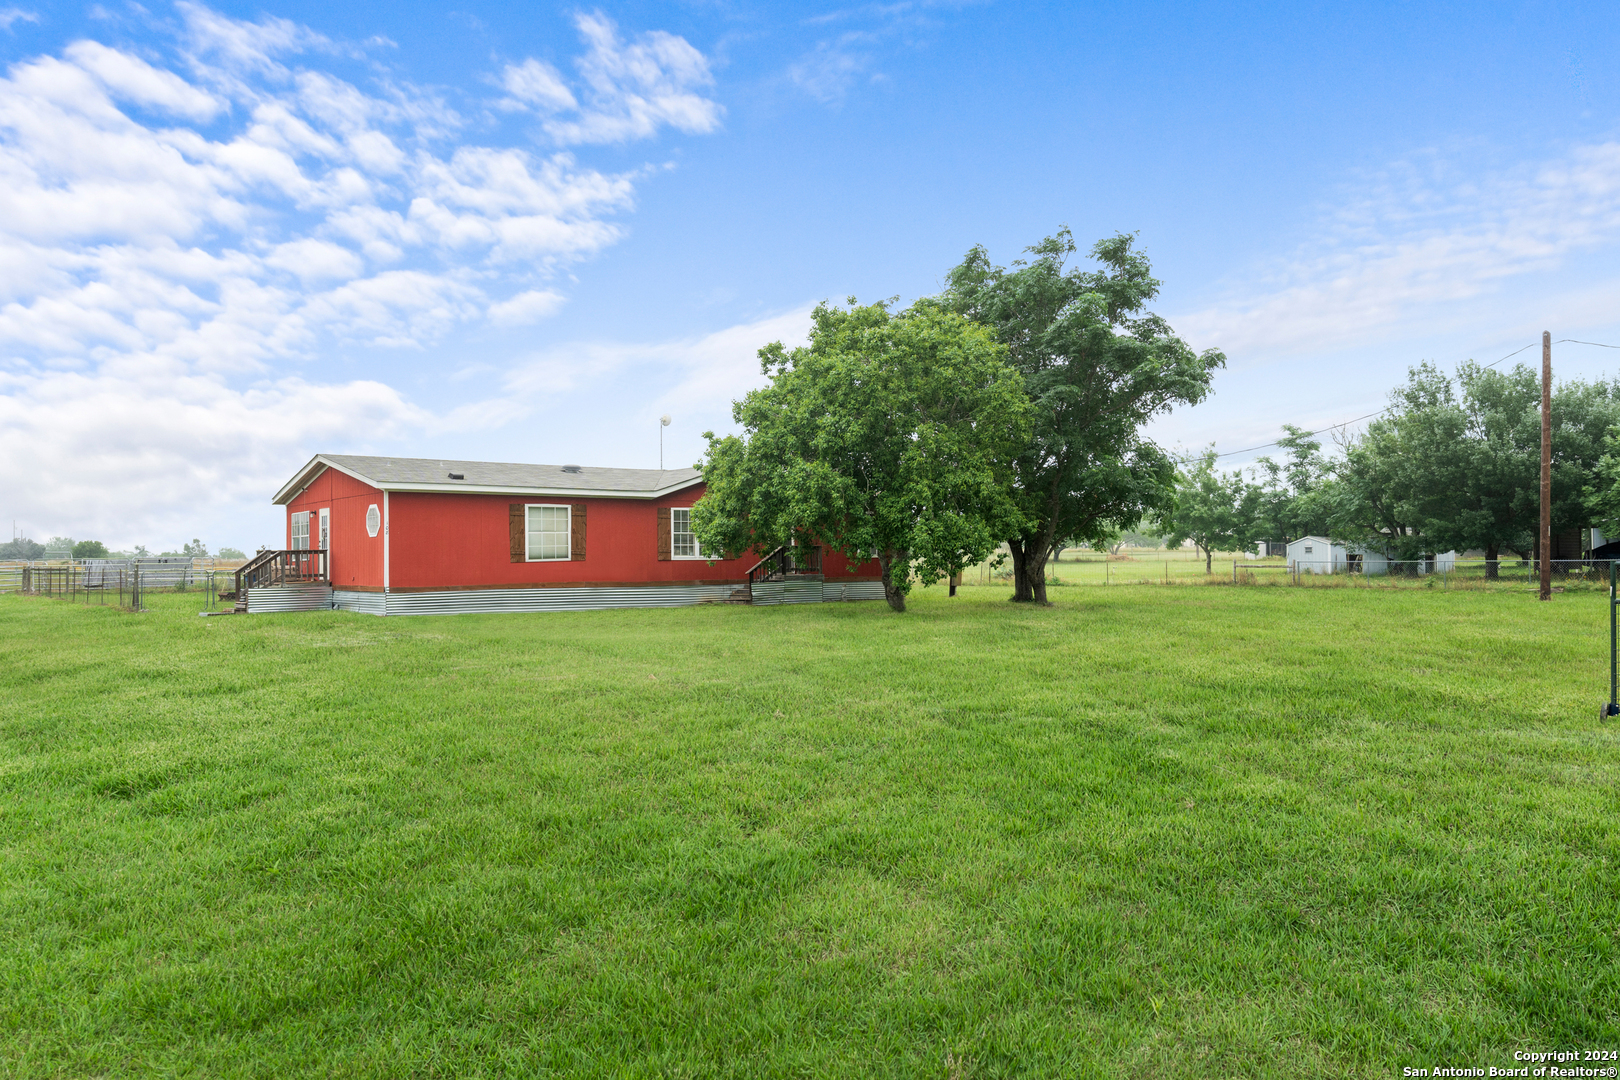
[1328,364,1474,562]
[1159,447,1256,573]
[943,230,1223,604]
[1323,362,1618,575]
[1246,426,1339,546]
[1407,362,1611,570]
[692,299,1031,612]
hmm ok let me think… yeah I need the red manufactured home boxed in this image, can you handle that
[244,454,883,615]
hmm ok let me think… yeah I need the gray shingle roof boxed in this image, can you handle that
[275,454,702,504]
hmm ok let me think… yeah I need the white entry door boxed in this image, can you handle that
[319,508,330,578]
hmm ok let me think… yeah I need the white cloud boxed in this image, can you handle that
[297,270,484,348]
[0,3,724,544]
[500,11,723,146]
[1174,141,1620,363]
[0,8,38,32]
[786,34,874,105]
[263,237,364,283]
[487,288,565,326]
[0,364,426,549]
[503,305,813,412]
[64,40,223,121]
[177,0,327,76]
[498,57,576,113]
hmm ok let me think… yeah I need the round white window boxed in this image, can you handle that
[366,504,381,537]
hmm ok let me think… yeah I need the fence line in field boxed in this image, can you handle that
[0,558,246,610]
[962,557,1617,590]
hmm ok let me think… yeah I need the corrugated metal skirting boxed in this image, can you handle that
[750,578,827,605]
[332,590,387,616]
[822,580,886,602]
[287,581,882,617]
[245,583,334,613]
[348,583,738,617]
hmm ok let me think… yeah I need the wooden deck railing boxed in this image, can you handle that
[745,544,822,587]
[235,549,327,595]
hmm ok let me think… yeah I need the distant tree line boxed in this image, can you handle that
[1156,362,1620,576]
[693,228,1226,610]
[0,536,246,560]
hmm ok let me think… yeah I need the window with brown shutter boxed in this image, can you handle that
[656,507,671,561]
[509,504,524,563]
[570,502,586,561]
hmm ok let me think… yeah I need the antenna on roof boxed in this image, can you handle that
[660,414,672,470]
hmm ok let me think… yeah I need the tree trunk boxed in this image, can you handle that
[1009,537,1035,602]
[1006,537,1053,604]
[1027,545,1050,605]
[1009,475,1064,606]
[879,549,906,612]
[1203,544,1213,574]
[1485,542,1499,580]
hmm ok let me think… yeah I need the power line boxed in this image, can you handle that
[1214,410,1385,458]
[1212,337,1620,459]
[1480,340,1540,369]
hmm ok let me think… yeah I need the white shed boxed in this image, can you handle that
[1286,536,1344,574]
[1286,536,1454,575]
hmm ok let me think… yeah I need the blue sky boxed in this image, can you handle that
[3,0,1620,551]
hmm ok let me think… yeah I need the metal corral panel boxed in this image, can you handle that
[379,583,737,617]
[822,580,885,602]
[333,590,387,616]
[246,583,334,613]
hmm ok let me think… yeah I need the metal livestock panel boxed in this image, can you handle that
[822,580,885,602]
[246,584,334,613]
[380,583,738,617]
[332,590,387,616]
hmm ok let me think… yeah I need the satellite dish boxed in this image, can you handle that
[660,414,672,426]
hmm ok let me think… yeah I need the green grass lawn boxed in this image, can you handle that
[1,584,1617,1077]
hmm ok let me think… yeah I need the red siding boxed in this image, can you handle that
[285,468,385,588]
[288,473,879,591]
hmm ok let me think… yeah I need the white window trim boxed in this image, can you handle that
[669,506,707,560]
[525,503,572,562]
[291,511,310,551]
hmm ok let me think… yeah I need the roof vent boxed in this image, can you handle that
[447,472,464,480]
[561,464,582,474]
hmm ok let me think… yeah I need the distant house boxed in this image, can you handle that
[252,454,885,616]
[1284,536,1454,575]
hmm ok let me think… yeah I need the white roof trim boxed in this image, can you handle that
[274,454,703,505]
[369,479,705,499]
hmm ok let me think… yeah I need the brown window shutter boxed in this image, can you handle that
[509,504,525,563]
[570,503,587,561]
[656,507,671,561]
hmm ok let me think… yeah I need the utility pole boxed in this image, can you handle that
[1540,331,1552,602]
